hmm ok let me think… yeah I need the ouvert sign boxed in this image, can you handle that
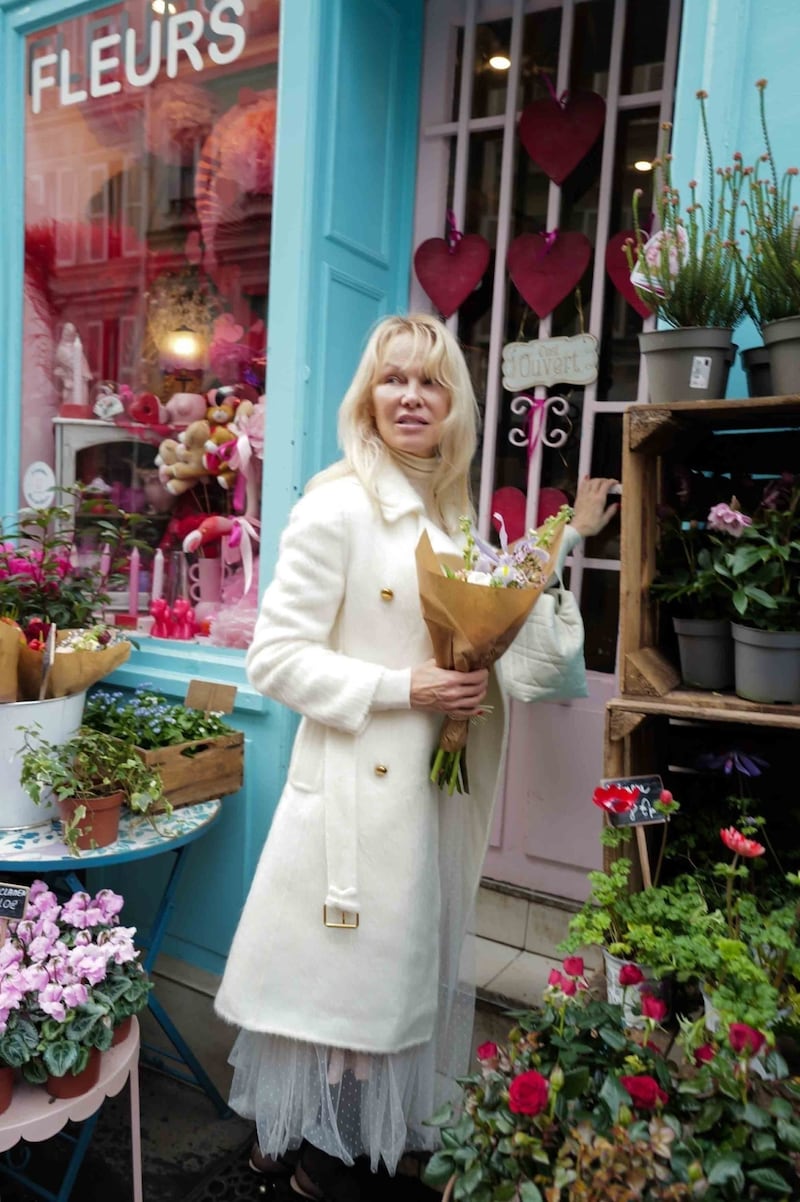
[29,0,247,115]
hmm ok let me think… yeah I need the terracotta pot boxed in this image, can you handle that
[45,1047,101,1099]
[57,791,124,851]
[0,1065,14,1116]
[111,1016,133,1047]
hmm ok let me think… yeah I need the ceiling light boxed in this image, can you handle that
[489,54,511,71]
[634,160,653,172]
[152,0,177,14]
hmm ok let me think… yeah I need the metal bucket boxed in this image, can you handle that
[0,691,87,830]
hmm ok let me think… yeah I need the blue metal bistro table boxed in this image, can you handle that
[0,800,229,1115]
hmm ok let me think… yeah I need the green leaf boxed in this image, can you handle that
[518,1184,544,1202]
[751,1131,777,1155]
[492,1186,518,1202]
[599,1073,631,1118]
[562,1066,590,1099]
[427,1102,454,1127]
[743,1101,770,1128]
[42,1040,79,1079]
[597,1026,627,1051]
[422,1151,455,1188]
[776,1118,800,1152]
[694,1098,724,1132]
[459,1164,484,1195]
[746,1166,792,1194]
[707,1152,744,1185]
[770,1097,793,1120]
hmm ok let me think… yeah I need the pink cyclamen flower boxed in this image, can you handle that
[729,1023,766,1057]
[640,993,668,1022]
[562,956,584,978]
[707,502,753,538]
[62,982,89,1008]
[592,784,640,815]
[618,963,645,987]
[720,827,766,858]
[38,984,67,1022]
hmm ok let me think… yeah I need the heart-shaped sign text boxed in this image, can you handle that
[606,230,652,318]
[518,92,606,185]
[414,234,491,319]
[507,232,592,319]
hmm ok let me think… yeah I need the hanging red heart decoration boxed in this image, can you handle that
[492,487,528,543]
[606,230,653,318]
[414,234,491,318]
[507,231,592,319]
[518,91,606,185]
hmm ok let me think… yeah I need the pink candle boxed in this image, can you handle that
[128,547,140,618]
[151,548,165,602]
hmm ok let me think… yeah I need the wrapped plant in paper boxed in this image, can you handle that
[416,507,572,792]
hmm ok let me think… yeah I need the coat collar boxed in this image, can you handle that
[372,456,427,523]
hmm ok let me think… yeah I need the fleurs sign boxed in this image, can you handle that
[596,775,668,828]
[29,0,246,115]
[502,334,598,391]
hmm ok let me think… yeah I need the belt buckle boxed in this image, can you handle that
[323,905,359,929]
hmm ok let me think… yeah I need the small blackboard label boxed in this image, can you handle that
[601,775,666,828]
[0,882,30,921]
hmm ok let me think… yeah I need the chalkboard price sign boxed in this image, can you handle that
[600,775,666,828]
[0,882,29,921]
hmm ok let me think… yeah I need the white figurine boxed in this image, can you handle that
[54,322,92,409]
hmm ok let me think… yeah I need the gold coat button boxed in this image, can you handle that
[380,588,394,601]
[374,764,388,776]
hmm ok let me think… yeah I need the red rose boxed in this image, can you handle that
[618,963,645,987]
[476,1041,498,1063]
[694,1043,716,1065]
[508,1070,549,1116]
[562,956,584,978]
[640,992,668,1022]
[720,827,765,858]
[560,978,577,996]
[547,969,564,988]
[620,1074,668,1110]
[728,1023,765,1057]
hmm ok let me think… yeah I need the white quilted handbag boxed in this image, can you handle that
[497,580,588,703]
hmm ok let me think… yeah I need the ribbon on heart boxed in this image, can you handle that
[518,88,606,185]
[507,230,592,318]
[606,229,653,318]
[414,218,491,318]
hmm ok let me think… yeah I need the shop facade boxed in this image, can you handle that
[0,0,798,993]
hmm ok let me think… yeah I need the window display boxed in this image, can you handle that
[22,0,278,646]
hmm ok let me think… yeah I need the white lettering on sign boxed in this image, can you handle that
[30,0,247,114]
[502,334,599,391]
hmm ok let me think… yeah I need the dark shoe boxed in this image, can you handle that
[289,1142,369,1201]
[249,1140,298,1177]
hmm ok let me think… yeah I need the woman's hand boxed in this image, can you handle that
[410,660,489,717]
[569,475,620,538]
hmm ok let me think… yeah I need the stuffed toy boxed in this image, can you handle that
[155,420,212,496]
[163,392,208,425]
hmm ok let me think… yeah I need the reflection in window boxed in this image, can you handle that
[22,2,279,643]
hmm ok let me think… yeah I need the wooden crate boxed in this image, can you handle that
[137,731,244,811]
[620,395,800,699]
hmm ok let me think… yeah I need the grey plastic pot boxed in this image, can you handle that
[639,327,736,403]
[761,315,800,395]
[741,345,773,398]
[731,623,800,704]
[673,617,734,690]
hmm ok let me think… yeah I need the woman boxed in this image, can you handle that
[215,314,617,1200]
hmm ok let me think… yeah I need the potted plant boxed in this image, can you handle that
[743,79,800,394]
[626,90,748,403]
[83,683,244,810]
[19,726,168,855]
[650,507,737,689]
[708,479,800,702]
[2,880,151,1097]
[423,956,800,1200]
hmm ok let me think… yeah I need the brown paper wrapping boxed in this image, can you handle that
[415,527,565,754]
[17,632,132,702]
[0,622,21,705]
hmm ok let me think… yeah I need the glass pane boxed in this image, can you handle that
[471,20,512,119]
[22,2,278,602]
[620,0,670,94]
[581,569,619,673]
[599,106,661,401]
[586,413,622,560]
[517,8,562,110]
[570,0,614,97]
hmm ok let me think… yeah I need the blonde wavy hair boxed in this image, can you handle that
[308,314,480,529]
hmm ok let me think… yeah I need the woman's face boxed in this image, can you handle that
[370,333,450,458]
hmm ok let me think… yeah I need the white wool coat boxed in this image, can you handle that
[215,459,577,1054]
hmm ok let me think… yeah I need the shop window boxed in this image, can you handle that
[22,0,279,639]
[415,0,681,674]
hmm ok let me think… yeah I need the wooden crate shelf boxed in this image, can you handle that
[620,395,800,699]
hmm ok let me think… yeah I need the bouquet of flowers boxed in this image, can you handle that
[416,507,572,793]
